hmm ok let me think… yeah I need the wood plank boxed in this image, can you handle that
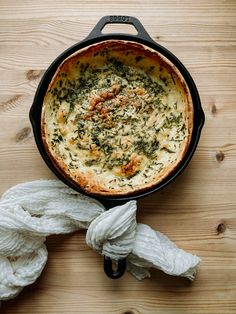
[1,0,236,313]
[0,19,236,46]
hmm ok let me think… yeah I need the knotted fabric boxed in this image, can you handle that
[0,180,201,301]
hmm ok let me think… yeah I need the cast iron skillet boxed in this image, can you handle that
[30,15,205,279]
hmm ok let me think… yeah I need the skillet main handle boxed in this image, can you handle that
[86,15,153,42]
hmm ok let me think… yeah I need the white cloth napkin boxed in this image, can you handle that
[0,180,201,301]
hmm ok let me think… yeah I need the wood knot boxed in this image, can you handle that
[123,311,135,314]
[26,69,43,81]
[211,104,217,115]
[0,95,21,112]
[15,126,32,142]
[217,223,226,234]
[216,151,224,162]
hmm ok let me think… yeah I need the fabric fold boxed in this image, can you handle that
[0,180,201,301]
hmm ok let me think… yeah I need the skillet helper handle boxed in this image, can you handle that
[101,199,128,279]
[87,15,153,42]
[104,256,126,279]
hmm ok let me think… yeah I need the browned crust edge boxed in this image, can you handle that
[41,40,194,197]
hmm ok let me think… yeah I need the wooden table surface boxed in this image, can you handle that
[1,0,236,313]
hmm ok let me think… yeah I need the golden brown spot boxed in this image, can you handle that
[121,154,141,177]
[217,223,226,234]
[89,95,103,110]
[123,160,136,174]
[90,144,101,158]
[26,69,44,81]
[84,113,93,120]
[216,151,224,162]
[0,95,21,112]
[89,85,120,110]
[15,126,31,142]
[68,137,76,145]
[100,107,109,119]
[117,95,128,107]
[135,87,145,96]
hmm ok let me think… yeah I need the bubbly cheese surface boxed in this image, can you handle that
[42,41,193,196]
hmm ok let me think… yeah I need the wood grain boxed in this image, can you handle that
[1,0,236,313]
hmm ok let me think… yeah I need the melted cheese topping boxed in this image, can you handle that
[42,41,193,196]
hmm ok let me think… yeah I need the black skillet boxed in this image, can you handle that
[30,15,205,279]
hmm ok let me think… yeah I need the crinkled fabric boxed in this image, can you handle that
[0,180,201,300]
